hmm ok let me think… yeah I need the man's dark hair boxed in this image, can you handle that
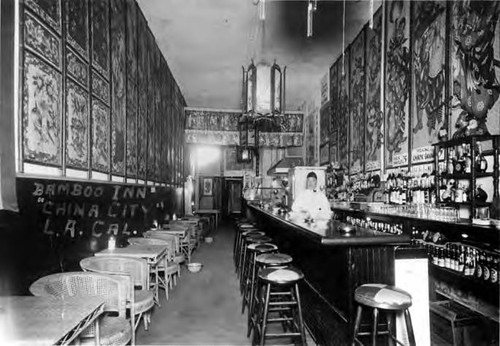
[306,172,317,180]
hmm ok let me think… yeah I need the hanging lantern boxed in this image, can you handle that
[242,59,285,118]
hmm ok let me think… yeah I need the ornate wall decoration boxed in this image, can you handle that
[449,1,500,138]
[305,101,318,166]
[65,0,88,59]
[338,51,350,170]
[66,80,89,169]
[320,101,330,145]
[185,110,241,131]
[110,0,126,175]
[137,11,148,180]
[91,99,109,172]
[329,141,337,166]
[126,0,137,85]
[22,52,62,166]
[91,70,109,104]
[320,143,330,165]
[349,29,366,174]
[91,0,109,77]
[411,1,447,164]
[126,79,137,178]
[66,48,88,86]
[154,48,162,182]
[365,8,383,171]
[25,0,61,33]
[24,13,61,68]
[257,133,303,147]
[384,0,410,168]
[185,109,303,147]
[146,33,156,181]
[20,0,185,186]
[329,59,339,145]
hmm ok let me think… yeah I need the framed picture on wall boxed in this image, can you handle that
[202,177,213,196]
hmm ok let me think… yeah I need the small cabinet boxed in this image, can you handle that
[433,135,499,222]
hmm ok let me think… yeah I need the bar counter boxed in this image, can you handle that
[246,203,416,345]
[248,203,410,246]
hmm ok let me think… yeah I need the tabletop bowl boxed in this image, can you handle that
[187,262,203,273]
[205,237,214,244]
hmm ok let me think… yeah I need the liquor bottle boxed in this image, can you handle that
[463,144,472,173]
[475,143,488,173]
[454,145,465,174]
[458,245,465,273]
[432,246,439,266]
[491,256,499,284]
[444,244,451,269]
[475,250,483,279]
[438,248,445,267]
[451,245,458,271]
[483,253,492,281]
[447,148,455,175]
[464,248,473,276]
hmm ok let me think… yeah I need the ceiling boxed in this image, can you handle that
[138,0,381,111]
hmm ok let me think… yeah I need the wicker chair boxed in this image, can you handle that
[128,237,179,299]
[29,271,132,346]
[80,256,154,334]
[144,231,185,277]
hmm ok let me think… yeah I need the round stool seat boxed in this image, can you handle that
[247,236,272,244]
[259,266,303,284]
[355,284,412,310]
[247,242,278,253]
[239,224,257,229]
[237,227,260,233]
[242,230,265,238]
[256,253,293,266]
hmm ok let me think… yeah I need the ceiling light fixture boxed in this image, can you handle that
[307,0,318,38]
[369,0,374,29]
[253,0,266,21]
[342,0,346,76]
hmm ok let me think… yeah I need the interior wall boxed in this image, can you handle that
[193,145,222,210]
[0,0,17,211]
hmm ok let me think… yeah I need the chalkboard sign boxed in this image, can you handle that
[17,177,179,239]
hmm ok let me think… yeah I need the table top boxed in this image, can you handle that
[95,244,167,262]
[249,204,410,246]
[171,219,199,225]
[195,209,220,214]
[0,296,104,345]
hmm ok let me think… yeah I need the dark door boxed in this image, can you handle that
[223,178,243,217]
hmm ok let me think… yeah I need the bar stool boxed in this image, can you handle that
[252,266,307,346]
[236,229,264,275]
[233,224,258,266]
[234,225,260,267]
[248,252,294,337]
[236,231,266,276]
[352,283,416,346]
[239,236,273,292]
[241,243,278,314]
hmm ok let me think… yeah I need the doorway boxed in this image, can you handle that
[222,178,243,217]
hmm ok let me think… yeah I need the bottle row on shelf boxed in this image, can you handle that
[440,142,488,175]
[345,216,403,235]
[413,240,499,285]
[411,225,499,285]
